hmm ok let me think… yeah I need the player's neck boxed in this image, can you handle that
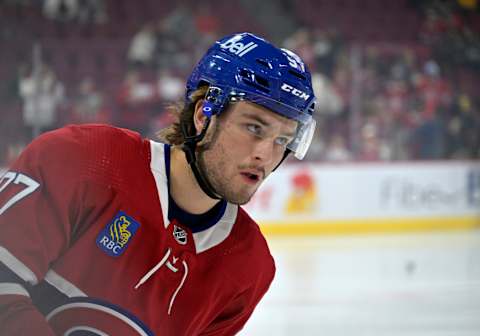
[169,147,220,215]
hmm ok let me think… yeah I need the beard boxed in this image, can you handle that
[196,118,266,205]
[197,147,259,205]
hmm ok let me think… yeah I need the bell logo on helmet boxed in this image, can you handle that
[219,35,258,57]
[281,83,310,101]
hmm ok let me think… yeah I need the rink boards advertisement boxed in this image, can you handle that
[245,162,480,235]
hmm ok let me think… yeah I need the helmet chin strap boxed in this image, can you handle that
[273,149,290,172]
[181,109,222,200]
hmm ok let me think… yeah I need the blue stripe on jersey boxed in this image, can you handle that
[29,280,70,316]
[164,144,228,233]
[0,261,29,286]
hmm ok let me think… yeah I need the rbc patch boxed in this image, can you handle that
[96,211,140,257]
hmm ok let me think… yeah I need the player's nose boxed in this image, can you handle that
[252,138,275,166]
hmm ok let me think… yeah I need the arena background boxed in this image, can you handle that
[0,0,479,335]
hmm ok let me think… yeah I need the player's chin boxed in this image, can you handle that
[229,197,253,206]
[224,187,257,205]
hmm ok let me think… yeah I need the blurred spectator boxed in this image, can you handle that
[147,68,187,138]
[358,119,392,161]
[117,71,157,105]
[445,92,480,158]
[304,131,325,161]
[283,28,315,69]
[331,65,351,110]
[116,70,158,134]
[69,77,109,124]
[411,60,451,159]
[128,22,158,68]
[385,80,409,118]
[312,28,343,78]
[415,60,452,120]
[18,63,65,137]
[76,0,107,24]
[311,72,344,117]
[43,0,79,22]
[193,4,220,36]
[323,135,352,162]
[43,0,106,24]
[155,20,190,72]
[5,142,26,166]
[157,68,183,102]
[162,4,196,44]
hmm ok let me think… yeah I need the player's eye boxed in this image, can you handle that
[246,124,263,137]
[275,136,291,146]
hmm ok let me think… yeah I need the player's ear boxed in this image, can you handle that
[193,99,207,135]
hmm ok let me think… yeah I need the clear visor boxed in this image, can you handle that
[289,118,316,160]
[217,87,316,160]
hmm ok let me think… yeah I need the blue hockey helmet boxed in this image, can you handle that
[186,32,316,160]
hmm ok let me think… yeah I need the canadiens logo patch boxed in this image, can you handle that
[96,211,140,257]
[173,225,187,245]
[47,297,154,336]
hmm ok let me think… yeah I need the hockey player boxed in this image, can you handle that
[0,32,316,335]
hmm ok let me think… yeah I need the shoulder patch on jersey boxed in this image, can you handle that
[96,211,140,257]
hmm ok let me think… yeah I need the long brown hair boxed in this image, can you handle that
[157,86,209,145]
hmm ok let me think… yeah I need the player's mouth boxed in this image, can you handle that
[240,170,263,185]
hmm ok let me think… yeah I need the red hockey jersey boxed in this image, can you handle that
[0,124,275,335]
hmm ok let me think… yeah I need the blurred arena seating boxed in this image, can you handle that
[0,0,479,166]
[294,0,422,42]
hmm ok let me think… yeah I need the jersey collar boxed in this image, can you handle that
[149,141,238,253]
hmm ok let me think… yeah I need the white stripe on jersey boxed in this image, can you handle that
[45,270,87,298]
[0,282,30,297]
[0,246,38,285]
[149,141,170,229]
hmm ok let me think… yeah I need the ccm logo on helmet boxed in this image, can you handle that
[281,83,310,101]
[219,36,258,57]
